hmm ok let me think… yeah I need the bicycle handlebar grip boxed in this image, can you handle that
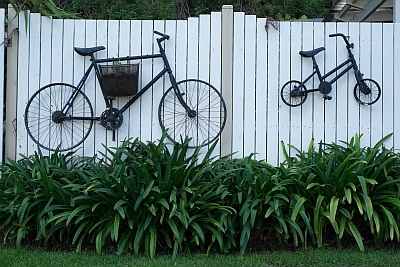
[154,31,170,40]
[329,33,351,47]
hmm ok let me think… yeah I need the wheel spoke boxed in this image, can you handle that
[25,83,94,151]
[159,79,226,148]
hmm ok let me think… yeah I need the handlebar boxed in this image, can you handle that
[329,33,354,49]
[154,31,170,42]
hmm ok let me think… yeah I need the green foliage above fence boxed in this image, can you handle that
[1,134,400,258]
[49,0,335,20]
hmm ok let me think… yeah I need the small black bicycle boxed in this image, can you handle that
[24,31,227,151]
[280,33,381,107]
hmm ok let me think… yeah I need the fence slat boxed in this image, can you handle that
[243,15,256,157]
[382,23,394,147]
[312,22,326,144]
[335,22,350,144]
[232,12,245,157]
[16,12,31,155]
[255,18,267,160]
[323,22,338,145]
[129,20,142,142]
[359,23,372,147]
[266,21,280,165]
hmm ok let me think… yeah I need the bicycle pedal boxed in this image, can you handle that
[323,95,332,100]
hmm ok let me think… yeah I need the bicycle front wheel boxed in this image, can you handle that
[158,79,227,148]
[354,78,381,105]
[24,83,94,152]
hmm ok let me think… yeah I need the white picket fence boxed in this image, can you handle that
[5,6,400,165]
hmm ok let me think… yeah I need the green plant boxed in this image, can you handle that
[1,133,400,258]
[0,149,81,247]
[279,133,400,251]
[10,0,76,18]
[110,61,123,73]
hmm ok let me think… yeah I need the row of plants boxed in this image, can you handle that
[0,134,399,259]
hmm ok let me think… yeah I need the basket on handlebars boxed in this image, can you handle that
[100,62,139,96]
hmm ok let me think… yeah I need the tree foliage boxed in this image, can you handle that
[52,0,336,20]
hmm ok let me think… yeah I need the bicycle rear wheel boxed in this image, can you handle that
[280,80,308,107]
[353,78,381,105]
[158,79,227,148]
[24,83,94,152]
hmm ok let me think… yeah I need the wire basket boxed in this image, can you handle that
[100,63,139,96]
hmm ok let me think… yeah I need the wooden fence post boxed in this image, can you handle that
[221,5,233,157]
[5,4,18,161]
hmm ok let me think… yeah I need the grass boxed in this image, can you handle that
[1,246,400,267]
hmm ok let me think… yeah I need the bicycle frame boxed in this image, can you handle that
[299,43,362,93]
[62,35,190,121]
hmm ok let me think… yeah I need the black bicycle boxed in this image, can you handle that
[280,33,381,107]
[24,31,227,151]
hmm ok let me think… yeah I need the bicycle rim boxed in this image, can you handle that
[24,83,94,151]
[281,80,307,107]
[158,79,227,148]
[354,78,381,105]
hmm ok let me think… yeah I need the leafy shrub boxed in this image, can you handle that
[0,133,400,258]
[279,134,400,251]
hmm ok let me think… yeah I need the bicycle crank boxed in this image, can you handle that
[100,108,123,131]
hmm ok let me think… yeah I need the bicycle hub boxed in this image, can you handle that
[52,111,66,123]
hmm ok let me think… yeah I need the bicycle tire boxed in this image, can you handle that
[353,78,381,105]
[24,83,94,152]
[158,79,227,148]
[280,80,308,107]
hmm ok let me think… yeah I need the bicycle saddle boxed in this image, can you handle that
[299,47,325,58]
[74,46,105,56]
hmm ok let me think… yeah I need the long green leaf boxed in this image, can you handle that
[329,196,340,224]
[348,221,365,252]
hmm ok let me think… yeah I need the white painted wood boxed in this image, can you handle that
[370,23,384,146]
[347,23,361,142]
[324,23,338,145]
[198,14,213,157]
[382,23,394,148]
[278,21,291,161]
[82,20,97,155]
[18,13,33,155]
[255,18,267,160]
[210,12,222,158]
[5,6,18,161]
[335,22,350,144]
[243,15,256,157]
[25,13,41,156]
[300,22,315,151]
[10,10,398,164]
[359,23,372,147]
[152,20,165,143]
[129,20,142,142]
[393,23,400,150]
[232,12,245,157]
[72,19,87,156]
[312,22,326,145]
[220,6,233,157]
[266,19,280,165]
[288,22,302,152]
